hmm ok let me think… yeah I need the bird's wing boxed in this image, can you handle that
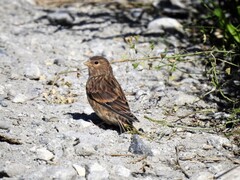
[87,76,139,123]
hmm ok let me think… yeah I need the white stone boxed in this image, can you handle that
[75,143,96,156]
[202,144,213,150]
[0,85,5,94]
[25,63,41,80]
[87,163,109,180]
[174,93,198,106]
[207,135,232,150]
[47,167,77,179]
[170,0,187,8]
[3,163,28,177]
[0,120,11,130]
[114,165,131,177]
[83,107,94,115]
[90,163,105,172]
[12,94,28,103]
[79,120,93,128]
[36,148,54,161]
[151,149,161,156]
[148,17,184,33]
[72,164,86,177]
[190,171,214,180]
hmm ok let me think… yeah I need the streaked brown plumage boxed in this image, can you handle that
[84,56,139,132]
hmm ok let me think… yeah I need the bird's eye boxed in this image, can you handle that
[94,61,99,65]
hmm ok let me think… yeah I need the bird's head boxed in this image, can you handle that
[84,56,113,77]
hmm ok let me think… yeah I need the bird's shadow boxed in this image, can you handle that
[66,112,120,133]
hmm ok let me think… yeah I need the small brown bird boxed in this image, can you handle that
[84,56,139,132]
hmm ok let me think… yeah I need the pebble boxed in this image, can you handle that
[25,63,41,80]
[2,163,28,177]
[83,107,94,115]
[86,163,109,180]
[78,120,93,128]
[135,89,148,100]
[53,58,66,66]
[72,164,86,177]
[213,112,230,119]
[27,86,42,99]
[0,85,5,94]
[42,116,59,122]
[0,0,237,179]
[47,11,75,26]
[128,135,153,156]
[46,166,77,179]
[0,98,7,107]
[0,119,11,130]
[10,72,21,80]
[114,165,131,177]
[174,93,198,106]
[75,143,96,156]
[151,149,161,157]
[190,171,214,180]
[171,0,187,8]
[36,148,54,161]
[147,17,184,34]
[12,93,29,103]
[207,135,231,150]
[202,144,213,150]
[179,152,196,160]
[46,139,64,158]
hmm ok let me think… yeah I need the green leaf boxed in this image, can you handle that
[132,62,140,69]
[226,23,240,43]
[213,8,223,19]
[149,41,155,50]
[130,44,135,49]
[237,5,240,16]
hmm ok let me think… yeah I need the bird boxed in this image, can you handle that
[84,56,139,133]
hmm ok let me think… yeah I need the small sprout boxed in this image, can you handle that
[149,41,155,50]
[64,81,72,87]
[225,67,231,75]
[134,35,139,42]
[160,53,166,58]
[124,36,132,44]
[132,62,140,69]
[170,62,177,72]
[130,44,135,49]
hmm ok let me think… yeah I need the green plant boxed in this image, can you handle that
[193,0,240,133]
[201,0,240,48]
[192,1,240,107]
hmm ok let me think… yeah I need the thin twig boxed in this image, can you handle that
[214,166,240,179]
[144,116,214,132]
[175,146,190,179]
[110,154,134,157]
[111,49,236,63]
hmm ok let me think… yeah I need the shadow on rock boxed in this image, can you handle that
[66,112,120,132]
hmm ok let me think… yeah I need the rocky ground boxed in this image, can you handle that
[0,0,239,179]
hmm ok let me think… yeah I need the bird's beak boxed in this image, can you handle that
[84,60,91,67]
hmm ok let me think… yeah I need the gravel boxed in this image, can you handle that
[0,0,238,179]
